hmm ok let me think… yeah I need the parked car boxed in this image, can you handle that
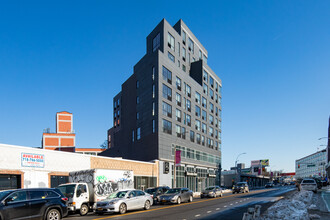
[299,178,318,193]
[232,182,249,194]
[265,183,274,188]
[145,186,170,204]
[158,188,193,204]
[95,189,153,215]
[201,186,223,198]
[0,188,68,220]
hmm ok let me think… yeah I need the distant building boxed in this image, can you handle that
[42,111,75,152]
[295,149,327,179]
[42,111,106,154]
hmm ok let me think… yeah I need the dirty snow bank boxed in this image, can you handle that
[260,191,314,220]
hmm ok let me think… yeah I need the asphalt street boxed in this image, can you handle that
[64,186,296,220]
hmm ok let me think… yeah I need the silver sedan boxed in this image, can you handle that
[95,189,153,215]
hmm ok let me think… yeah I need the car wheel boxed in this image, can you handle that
[188,195,193,202]
[47,209,61,220]
[144,200,151,210]
[232,192,235,194]
[80,204,89,216]
[177,197,181,204]
[119,203,127,214]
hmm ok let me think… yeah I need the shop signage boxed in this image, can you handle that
[175,150,181,167]
[21,153,45,168]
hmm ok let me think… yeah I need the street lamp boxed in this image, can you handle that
[235,152,246,169]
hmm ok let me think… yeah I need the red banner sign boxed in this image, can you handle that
[175,150,181,167]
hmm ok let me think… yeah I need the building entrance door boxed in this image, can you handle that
[197,178,205,192]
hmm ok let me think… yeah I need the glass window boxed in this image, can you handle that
[203,70,208,82]
[209,76,214,88]
[162,66,172,84]
[182,31,186,44]
[190,130,195,142]
[181,127,186,139]
[168,32,175,51]
[137,127,141,140]
[7,191,27,203]
[152,66,155,81]
[162,119,172,134]
[176,125,181,137]
[176,93,181,106]
[185,84,191,97]
[201,136,205,145]
[199,50,202,60]
[132,130,134,141]
[162,84,172,101]
[196,133,201,144]
[202,110,207,121]
[152,102,155,116]
[136,96,140,104]
[152,84,155,98]
[209,89,214,100]
[182,47,186,61]
[186,114,191,126]
[209,115,214,125]
[152,120,155,133]
[195,119,201,131]
[202,97,207,108]
[136,80,139,89]
[188,38,194,53]
[202,123,207,134]
[182,64,186,72]
[186,99,191,112]
[136,112,139,120]
[195,92,201,104]
[209,127,214,137]
[178,42,180,56]
[203,54,208,64]
[195,106,201,117]
[168,52,175,63]
[196,151,201,160]
[30,191,45,200]
[188,53,190,63]
[203,83,208,95]
[153,33,160,52]
[162,101,172,118]
[176,77,181,90]
[209,102,214,113]
[176,109,181,122]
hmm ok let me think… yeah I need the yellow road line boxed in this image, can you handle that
[93,189,273,220]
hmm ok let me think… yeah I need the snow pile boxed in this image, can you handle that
[260,191,314,220]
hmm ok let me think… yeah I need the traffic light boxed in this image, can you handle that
[262,167,265,172]
[298,164,300,168]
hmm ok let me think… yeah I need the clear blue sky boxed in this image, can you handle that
[0,1,329,172]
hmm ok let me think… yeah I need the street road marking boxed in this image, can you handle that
[230,203,233,205]
[195,214,201,217]
[224,205,227,207]
[216,208,220,210]
[93,189,274,220]
[235,202,238,204]
[207,211,212,213]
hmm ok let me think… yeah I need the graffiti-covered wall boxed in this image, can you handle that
[69,169,133,201]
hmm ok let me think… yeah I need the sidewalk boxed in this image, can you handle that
[308,185,330,219]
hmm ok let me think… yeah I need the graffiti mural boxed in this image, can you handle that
[69,169,134,198]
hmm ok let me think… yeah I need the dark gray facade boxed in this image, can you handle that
[102,19,222,191]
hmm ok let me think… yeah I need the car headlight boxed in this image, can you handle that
[108,201,118,205]
[172,195,178,200]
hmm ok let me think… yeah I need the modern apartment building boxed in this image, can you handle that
[295,149,327,179]
[102,19,222,192]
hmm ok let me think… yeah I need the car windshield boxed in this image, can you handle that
[165,188,181,194]
[205,187,215,190]
[303,180,315,184]
[57,184,76,198]
[0,190,12,201]
[107,191,128,199]
[146,188,157,194]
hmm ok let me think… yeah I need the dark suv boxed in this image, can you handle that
[145,186,170,204]
[0,188,68,220]
[232,182,249,194]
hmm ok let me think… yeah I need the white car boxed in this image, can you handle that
[95,189,153,215]
[299,178,317,193]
